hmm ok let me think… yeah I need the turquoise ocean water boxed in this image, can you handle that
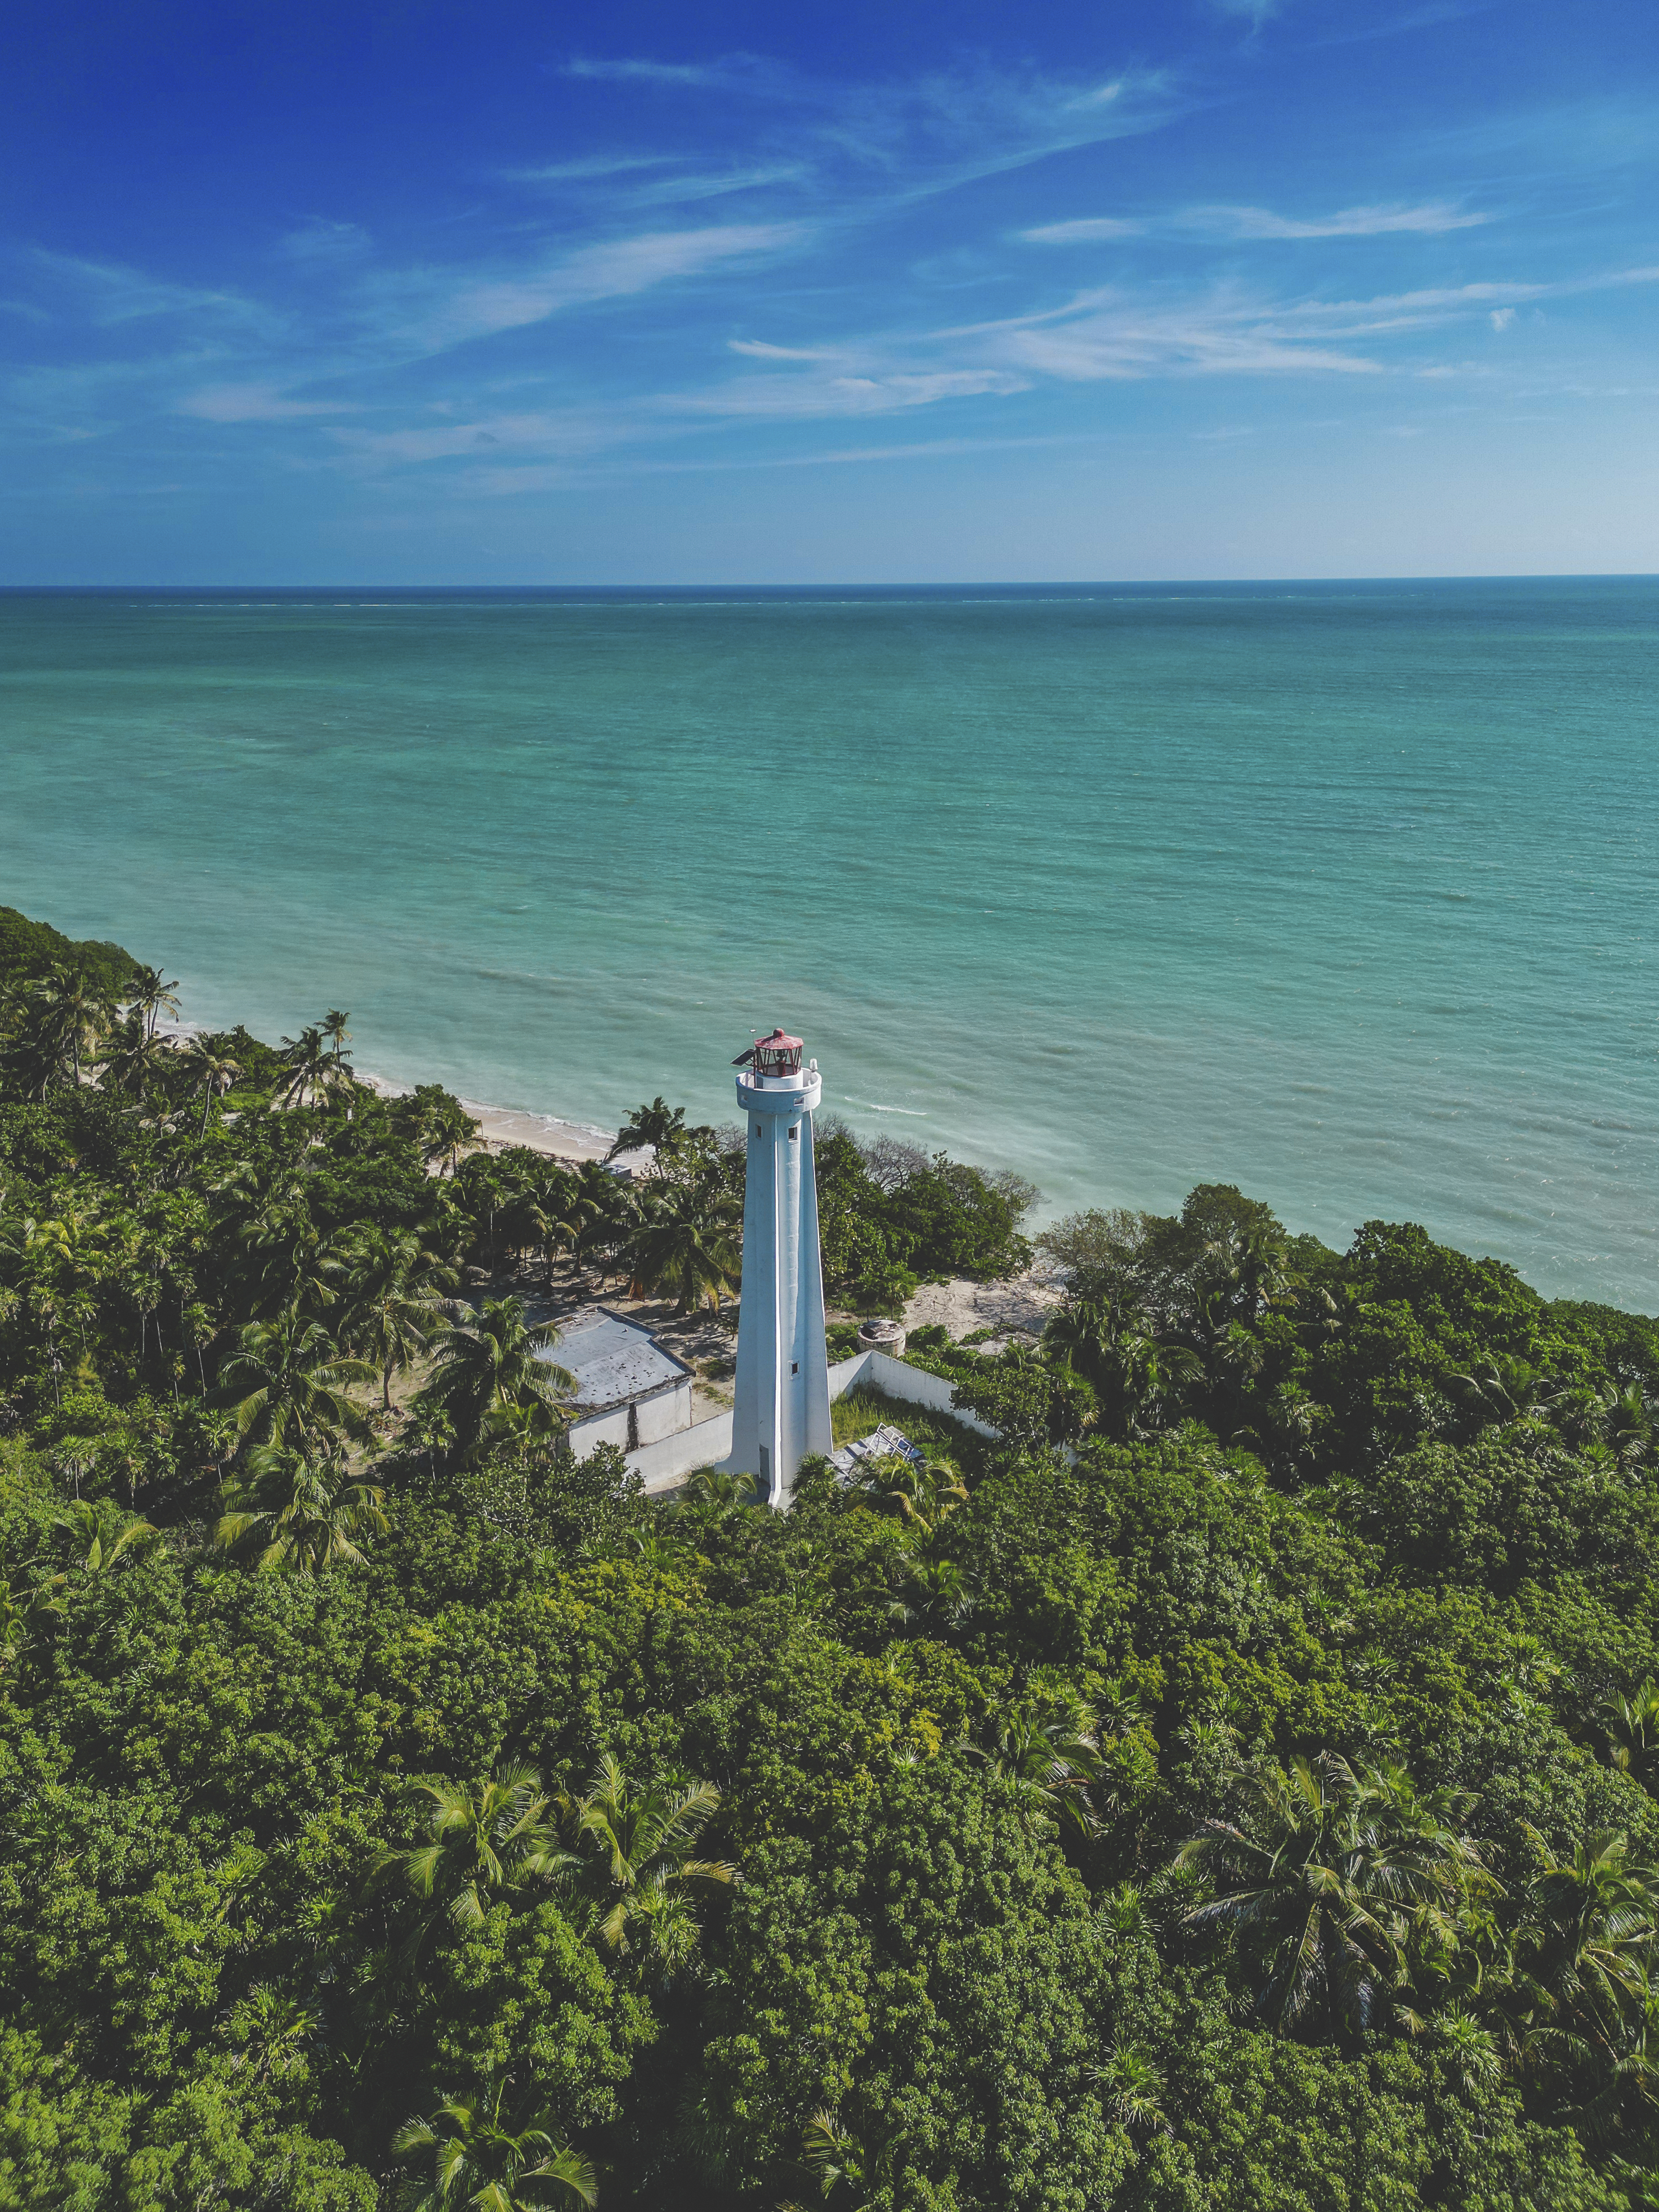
[1,581,1654,1309]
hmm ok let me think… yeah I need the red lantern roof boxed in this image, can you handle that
[732,1027,806,1072]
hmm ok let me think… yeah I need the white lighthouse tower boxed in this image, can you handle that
[730,1027,832,1504]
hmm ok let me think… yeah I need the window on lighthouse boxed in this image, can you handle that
[788,1125,798,1140]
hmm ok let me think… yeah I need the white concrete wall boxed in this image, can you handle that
[833,1347,1000,1437]
[568,1376,693,1459]
[625,1411,734,1494]
[615,1345,1000,1498]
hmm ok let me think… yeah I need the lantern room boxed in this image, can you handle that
[732,1028,804,1082]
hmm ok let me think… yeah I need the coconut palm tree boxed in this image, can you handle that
[566,1163,634,1286]
[1515,1832,1659,2065]
[501,1170,580,1287]
[679,1466,766,1517]
[792,2109,907,2211]
[394,2077,598,2211]
[30,965,114,1089]
[127,965,182,1044]
[56,1498,158,1573]
[851,1454,968,1538]
[220,1986,320,2084]
[278,1025,336,1111]
[98,1010,172,1104]
[320,1009,351,1065]
[1177,1753,1491,2039]
[625,1181,740,1313]
[214,1444,387,1575]
[181,1035,242,1134]
[412,1091,484,1177]
[338,1228,458,1411]
[1043,1297,1200,1439]
[607,1096,685,1170]
[215,1311,375,1451]
[568,1753,737,1967]
[974,1698,1104,1841]
[421,1297,575,1453]
[881,1554,977,1632]
[381,1761,575,1937]
[1602,1681,1659,1791]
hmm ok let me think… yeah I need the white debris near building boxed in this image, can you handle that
[825,1422,925,1485]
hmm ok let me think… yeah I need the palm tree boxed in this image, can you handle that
[1515,1832,1659,2065]
[850,1454,968,1538]
[793,2109,907,2210]
[127,965,182,1044]
[221,1985,320,2084]
[214,1311,375,1451]
[882,1554,977,1632]
[1043,1297,1200,1439]
[567,1162,635,1287]
[393,2076,597,2211]
[181,1035,242,1133]
[1092,2045,1169,2135]
[32,965,114,1089]
[214,1444,387,1575]
[974,1698,1104,1841]
[320,1009,351,1065]
[382,1761,575,1936]
[569,1753,737,1967]
[1177,1753,1491,2039]
[502,1171,580,1287]
[625,1180,740,1313]
[410,1091,484,1177]
[421,1297,575,1454]
[338,1228,458,1411]
[56,1498,158,1572]
[607,1096,685,1170]
[1602,1681,1659,1790]
[100,1010,176,1104]
[679,1466,766,1517]
[278,1025,337,1110]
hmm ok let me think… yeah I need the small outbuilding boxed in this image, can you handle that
[546,1309,694,1456]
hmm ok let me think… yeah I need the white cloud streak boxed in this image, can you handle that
[178,381,353,422]
[1023,200,1491,244]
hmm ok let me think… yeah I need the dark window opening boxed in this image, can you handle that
[626,1403,640,1450]
[791,1361,799,1374]
[788,1124,799,1140]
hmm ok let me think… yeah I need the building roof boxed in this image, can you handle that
[540,1309,690,1413]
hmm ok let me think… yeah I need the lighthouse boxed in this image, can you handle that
[730,1028,832,1503]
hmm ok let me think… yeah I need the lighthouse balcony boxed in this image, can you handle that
[737,1066,822,1114]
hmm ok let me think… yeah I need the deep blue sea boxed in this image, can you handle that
[2,582,1654,1309]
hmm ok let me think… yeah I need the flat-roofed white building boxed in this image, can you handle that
[545,1308,694,1456]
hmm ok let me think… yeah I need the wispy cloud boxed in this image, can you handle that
[32,250,275,332]
[562,53,789,96]
[177,381,353,422]
[1211,0,1285,32]
[277,218,373,263]
[507,154,676,183]
[728,338,834,360]
[989,295,1383,380]
[667,365,1030,421]
[1023,200,1491,244]
[619,164,808,209]
[381,223,805,354]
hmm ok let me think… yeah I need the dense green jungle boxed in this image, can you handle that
[3,904,1659,2212]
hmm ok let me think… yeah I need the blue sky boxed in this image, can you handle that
[3,0,1656,581]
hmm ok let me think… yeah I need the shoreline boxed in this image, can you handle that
[356,1071,623,1167]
